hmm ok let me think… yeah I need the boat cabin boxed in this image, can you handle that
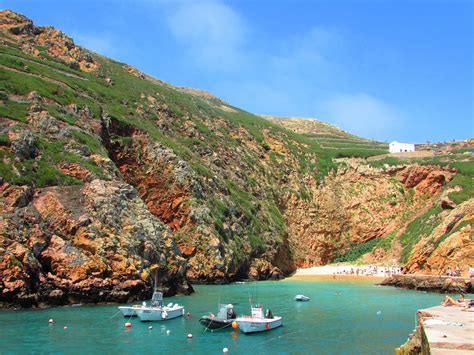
[217,304,236,320]
[251,305,264,319]
[151,291,163,307]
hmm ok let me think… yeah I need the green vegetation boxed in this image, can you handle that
[0,132,10,145]
[333,238,379,262]
[70,130,106,155]
[1,21,471,273]
[0,99,29,122]
[376,232,396,251]
[326,147,389,159]
[399,205,443,263]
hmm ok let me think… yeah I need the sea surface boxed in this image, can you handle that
[0,279,444,354]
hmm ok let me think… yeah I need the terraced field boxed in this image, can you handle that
[261,115,389,158]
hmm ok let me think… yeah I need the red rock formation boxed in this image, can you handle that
[284,161,457,267]
[0,180,192,308]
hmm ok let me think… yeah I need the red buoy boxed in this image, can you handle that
[187,333,193,339]
[124,322,132,328]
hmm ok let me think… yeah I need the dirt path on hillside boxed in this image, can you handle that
[368,151,434,161]
[0,64,94,101]
[0,52,88,80]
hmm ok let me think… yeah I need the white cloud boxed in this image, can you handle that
[164,0,247,70]
[320,93,405,140]
[151,0,402,142]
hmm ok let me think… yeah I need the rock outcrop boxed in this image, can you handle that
[284,160,457,267]
[0,179,191,308]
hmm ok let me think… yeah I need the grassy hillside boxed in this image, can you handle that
[260,115,389,158]
[0,10,339,287]
[0,10,472,307]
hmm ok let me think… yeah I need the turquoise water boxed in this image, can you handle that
[0,280,443,354]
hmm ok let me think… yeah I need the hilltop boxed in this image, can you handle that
[260,115,390,158]
[0,10,472,308]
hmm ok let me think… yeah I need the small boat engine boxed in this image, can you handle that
[265,309,273,319]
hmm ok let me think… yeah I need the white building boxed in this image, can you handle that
[389,141,415,153]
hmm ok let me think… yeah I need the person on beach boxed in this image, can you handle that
[441,293,471,307]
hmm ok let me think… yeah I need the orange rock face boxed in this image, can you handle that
[57,162,94,182]
[0,180,192,308]
[284,161,458,267]
[403,199,474,276]
[0,10,99,71]
[396,165,455,196]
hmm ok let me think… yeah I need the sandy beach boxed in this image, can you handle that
[289,264,401,281]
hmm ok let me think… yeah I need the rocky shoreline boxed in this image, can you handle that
[380,274,472,293]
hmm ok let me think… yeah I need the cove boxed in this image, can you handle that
[0,280,444,354]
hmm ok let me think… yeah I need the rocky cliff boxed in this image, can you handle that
[0,10,472,308]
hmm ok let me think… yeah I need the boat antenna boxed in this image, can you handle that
[153,266,161,292]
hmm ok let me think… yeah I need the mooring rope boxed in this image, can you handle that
[109,310,122,319]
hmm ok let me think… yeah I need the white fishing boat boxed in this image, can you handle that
[118,305,140,317]
[134,291,185,322]
[294,294,310,301]
[118,301,148,317]
[235,305,282,334]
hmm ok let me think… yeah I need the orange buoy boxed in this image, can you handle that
[231,321,238,329]
[124,322,132,328]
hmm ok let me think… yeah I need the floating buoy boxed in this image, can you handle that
[376,310,382,315]
[63,326,68,330]
[166,330,171,335]
[148,326,153,330]
[231,321,238,329]
[223,347,229,354]
[125,322,132,328]
[186,312,191,317]
[187,333,193,339]
[48,319,54,324]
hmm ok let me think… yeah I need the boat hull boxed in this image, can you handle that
[235,316,282,333]
[118,306,137,317]
[295,297,310,302]
[136,306,184,322]
[199,316,233,330]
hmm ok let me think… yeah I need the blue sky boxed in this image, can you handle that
[2,0,473,142]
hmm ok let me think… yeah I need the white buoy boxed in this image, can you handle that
[63,326,68,330]
[166,330,171,335]
[48,319,54,324]
[125,322,132,328]
[223,347,229,353]
[148,326,153,330]
[187,333,193,339]
[376,310,382,315]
